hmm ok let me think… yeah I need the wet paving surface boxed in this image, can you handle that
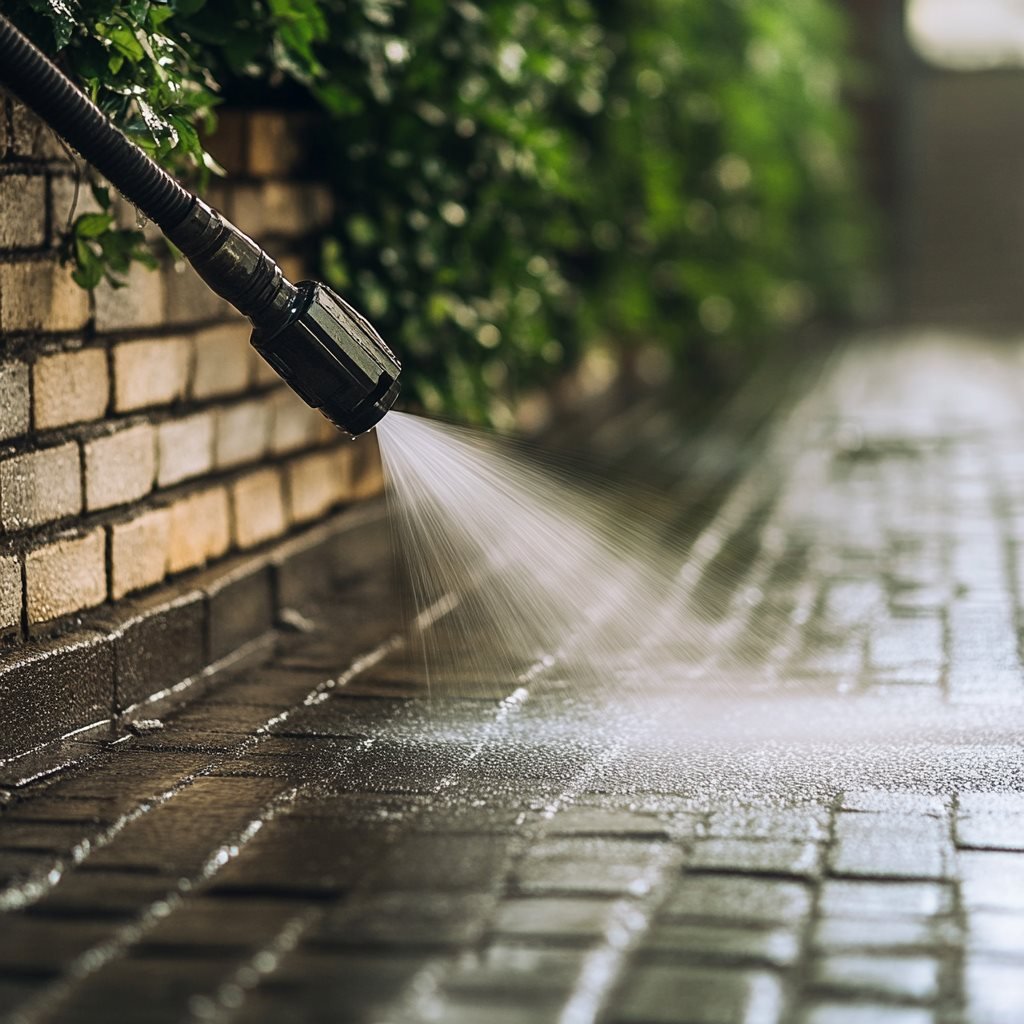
[3,330,1024,1023]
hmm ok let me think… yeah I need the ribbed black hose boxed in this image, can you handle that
[0,14,195,229]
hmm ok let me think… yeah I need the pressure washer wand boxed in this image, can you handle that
[0,14,400,436]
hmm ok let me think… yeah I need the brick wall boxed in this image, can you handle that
[0,98,383,646]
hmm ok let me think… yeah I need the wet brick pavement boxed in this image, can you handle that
[3,331,1024,1023]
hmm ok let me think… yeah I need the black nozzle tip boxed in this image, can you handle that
[251,281,401,437]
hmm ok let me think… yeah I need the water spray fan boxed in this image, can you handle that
[0,14,401,437]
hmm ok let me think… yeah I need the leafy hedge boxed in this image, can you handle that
[8,0,869,423]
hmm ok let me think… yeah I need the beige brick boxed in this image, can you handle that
[94,259,165,331]
[50,175,103,235]
[202,109,248,176]
[9,101,68,160]
[110,508,170,599]
[25,528,106,623]
[167,487,231,574]
[269,389,321,454]
[192,322,252,398]
[33,348,109,429]
[164,262,230,326]
[251,348,283,388]
[0,259,91,333]
[157,412,214,487]
[113,337,191,412]
[215,399,270,469]
[286,449,345,524]
[232,468,287,549]
[351,434,385,499]
[84,424,156,511]
[247,111,310,178]
[0,362,30,441]
[227,181,332,238]
[0,442,81,531]
[0,555,21,632]
[0,173,47,249]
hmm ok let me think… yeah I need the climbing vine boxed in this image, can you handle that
[7,0,870,421]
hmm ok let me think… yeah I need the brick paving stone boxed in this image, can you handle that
[209,817,390,898]
[839,792,947,816]
[800,1004,935,1024]
[956,812,1024,851]
[369,833,514,892]
[493,896,621,941]
[817,880,952,919]
[810,954,941,1002]
[966,911,1024,958]
[0,914,112,972]
[662,877,813,925]
[687,838,821,878]
[312,890,496,949]
[28,868,179,917]
[812,917,955,951]
[611,964,784,1024]
[959,851,1024,912]
[443,943,588,999]
[515,838,676,897]
[641,922,801,968]
[829,813,952,879]
[704,806,829,841]
[964,960,1024,1023]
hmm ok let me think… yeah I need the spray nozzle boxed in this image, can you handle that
[165,199,401,436]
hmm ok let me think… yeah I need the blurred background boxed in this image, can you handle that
[10,0,1024,425]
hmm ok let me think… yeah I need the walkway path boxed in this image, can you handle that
[2,330,1024,1024]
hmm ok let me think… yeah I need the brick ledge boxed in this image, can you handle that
[0,499,386,778]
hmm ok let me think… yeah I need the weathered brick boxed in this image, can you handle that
[818,880,952,919]
[167,487,230,574]
[157,412,214,487]
[811,954,941,1002]
[33,348,110,429]
[0,362,30,441]
[0,630,113,760]
[112,337,191,412]
[97,586,205,710]
[0,259,91,332]
[688,838,821,878]
[232,468,287,548]
[0,442,81,531]
[0,173,46,249]
[110,508,170,600]
[50,174,103,234]
[203,558,275,662]
[662,876,813,924]
[0,555,21,633]
[192,322,252,399]
[84,424,156,511]
[268,388,321,453]
[351,434,385,499]
[829,813,952,880]
[25,528,106,623]
[247,110,310,177]
[202,109,247,176]
[252,349,282,388]
[959,851,1024,912]
[241,181,332,235]
[94,260,165,331]
[8,101,68,160]
[612,965,783,1024]
[164,261,230,326]
[214,399,270,469]
[286,449,343,524]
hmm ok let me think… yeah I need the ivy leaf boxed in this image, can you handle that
[74,212,115,238]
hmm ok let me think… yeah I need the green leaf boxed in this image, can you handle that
[74,212,115,238]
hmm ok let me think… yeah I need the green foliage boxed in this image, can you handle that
[8,0,869,421]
